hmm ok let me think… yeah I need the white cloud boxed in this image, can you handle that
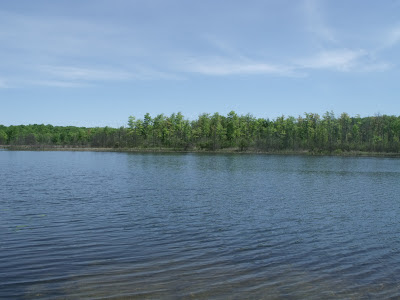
[178,37,300,77]
[41,65,183,82]
[40,65,133,81]
[25,80,90,88]
[297,49,365,71]
[296,49,391,73]
[180,57,297,76]
[0,4,395,89]
[0,64,181,89]
[177,47,390,77]
[127,66,184,81]
[0,10,168,87]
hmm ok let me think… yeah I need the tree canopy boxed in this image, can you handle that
[2,112,400,153]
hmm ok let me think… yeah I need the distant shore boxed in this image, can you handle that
[1,145,400,158]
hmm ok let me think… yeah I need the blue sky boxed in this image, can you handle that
[1,0,400,127]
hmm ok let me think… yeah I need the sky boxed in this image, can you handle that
[1,0,400,127]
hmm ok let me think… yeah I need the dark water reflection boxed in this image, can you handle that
[1,151,400,299]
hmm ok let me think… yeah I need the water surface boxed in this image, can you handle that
[1,151,400,299]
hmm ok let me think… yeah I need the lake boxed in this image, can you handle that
[1,150,400,299]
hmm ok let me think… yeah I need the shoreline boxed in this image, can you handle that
[1,145,400,158]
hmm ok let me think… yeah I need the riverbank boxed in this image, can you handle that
[1,144,400,158]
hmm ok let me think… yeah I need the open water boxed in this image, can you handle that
[1,150,400,299]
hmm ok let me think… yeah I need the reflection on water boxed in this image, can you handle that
[1,151,400,299]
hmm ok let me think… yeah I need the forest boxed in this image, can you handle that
[1,111,400,154]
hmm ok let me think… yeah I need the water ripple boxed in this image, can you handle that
[1,152,400,299]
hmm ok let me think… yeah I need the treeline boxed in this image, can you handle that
[1,111,400,153]
[0,124,128,148]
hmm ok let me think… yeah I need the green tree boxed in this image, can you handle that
[0,129,7,145]
[226,111,239,146]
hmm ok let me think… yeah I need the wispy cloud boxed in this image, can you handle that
[302,0,337,43]
[297,49,365,71]
[177,36,301,77]
[0,9,179,87]
[179,57,298,77]
[296,49,391,72]
[0,3,395,89]
[30,65,181,86]
[25,80,90,88]
[0,9,133,57]
[40,65,133,81]
[127,66,183,81]
[0,64,181,89]
[381,25,400,49]
[178,48,390,77]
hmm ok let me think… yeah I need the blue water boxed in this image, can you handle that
[1,151,400,299]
